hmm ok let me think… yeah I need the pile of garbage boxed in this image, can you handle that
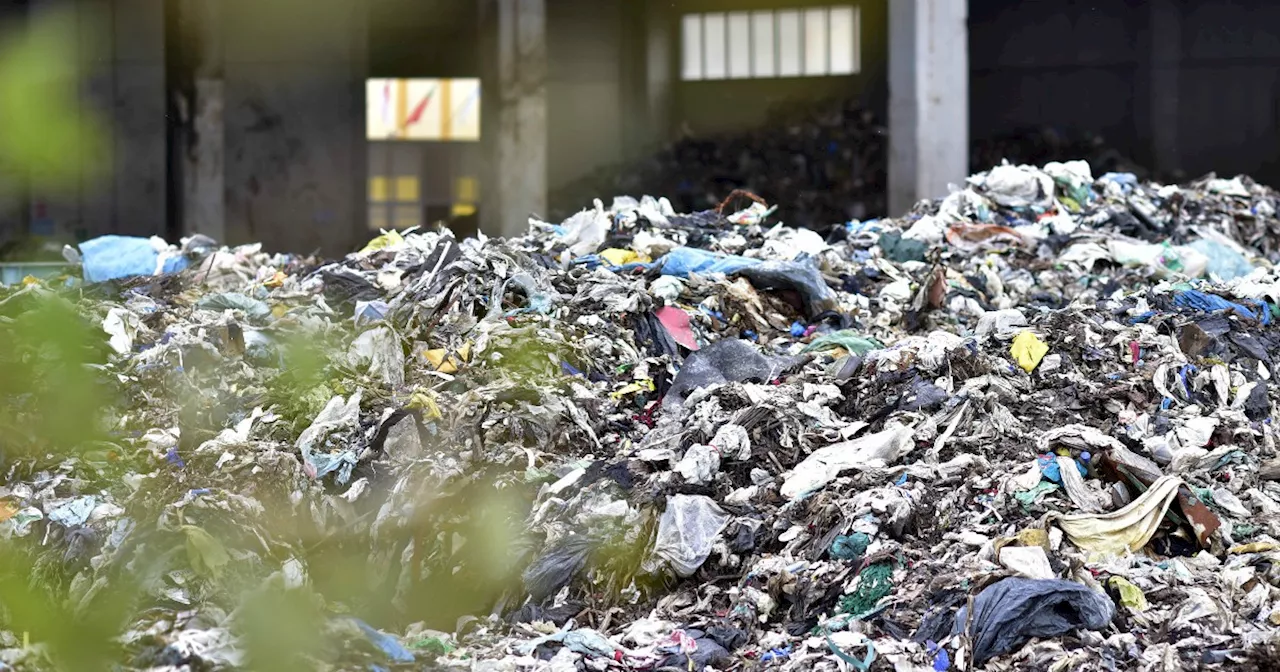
[7,162,1280,670]
[552,97,1151,232]
[971,127,1154,183]
[551,98,888,227]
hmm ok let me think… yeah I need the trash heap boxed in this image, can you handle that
[550,98,888,226]
[551,96,1149,229]
[7,163,1280,670]
[971,127,1152,183]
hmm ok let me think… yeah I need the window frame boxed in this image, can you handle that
[679,5,861,82]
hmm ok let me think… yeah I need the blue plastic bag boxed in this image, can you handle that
[79,235,188,283]
[660,247,760,277]
[1173,290,1256,320]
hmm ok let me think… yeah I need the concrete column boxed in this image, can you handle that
[888,0,968,215]
[480,0,547,237]
[222,0,366,255]
[110,0,166,237]
[177,0,224,243]
[1148,0,1180,177]
[644,1,674,151]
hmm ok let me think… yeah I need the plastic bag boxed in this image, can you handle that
[348,326,405,387]
[523,536,593,601]
[782,425,916,500]
[948,578,1113,664]
[196,293,272,321]
[558,199,611,258]
[660,247,759,277]
[736,258,839,318]
[651,494,730,577]
[664,339,790,409]
[296,392,363,483]
[79,235,189,283]
[1049,475,1184,555]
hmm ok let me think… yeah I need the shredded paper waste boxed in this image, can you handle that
[7,163,1280,669]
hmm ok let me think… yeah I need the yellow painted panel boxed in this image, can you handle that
[455,176,477,202]
[395,176,419,202]
[369,177,388,202]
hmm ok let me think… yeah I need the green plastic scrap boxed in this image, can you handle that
[830,533,870,561]
[878,231,927,263]
[838,561,894,619]
[182,525,230,579]
[195,292,272,320]
[411,637,456,655]
[1014,481,1059,509]
[802,331,883,356]
[824,629,875,672]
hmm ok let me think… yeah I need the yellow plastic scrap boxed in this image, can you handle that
[1108,576,1149,611]
[600,248,645,266]
[263,271,287,288]
[1010,330,1049,373]
[0,498,17,522]
[1014,527,1050,551]
[1049,475,1183,556]
[1229,541,1280,554]
[610,379,655,400]
[420,342,471,374]
[361,230,405,253]
[271,304,289,318]
[407,390,443,420]
[21,275,39,286]
[992,527,1050,555]
[423,349,458,374]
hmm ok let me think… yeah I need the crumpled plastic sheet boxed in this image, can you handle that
[937,577,1115,665]
[664,338,790,409]
[650,494,730,577]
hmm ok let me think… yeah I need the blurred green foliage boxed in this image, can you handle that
[0,292,109,459]
[0,8,109,189]
[0,288,548,669]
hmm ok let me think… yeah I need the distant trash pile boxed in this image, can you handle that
[6,162,1280,669]
[551,97,1148,230]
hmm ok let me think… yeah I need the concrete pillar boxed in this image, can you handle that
[644,1,675,151]
[177,0,224,243]
[1148,0,1180,177]
[888,0,968,215]
[480,0,547,237]
[222,0,366,255]
[109,0,166,237]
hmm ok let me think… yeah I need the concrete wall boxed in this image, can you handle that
[970,0,1280,185]
[969,1,1142,165]
[1177,1,1280,181]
